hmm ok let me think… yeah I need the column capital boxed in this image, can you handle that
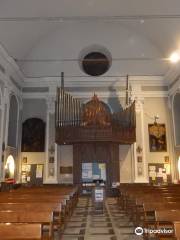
[4,87,10,104]
[134,97,144,112]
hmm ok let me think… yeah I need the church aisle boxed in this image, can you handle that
[60,197,141,240]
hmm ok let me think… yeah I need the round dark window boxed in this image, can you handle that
[82,52,110,76]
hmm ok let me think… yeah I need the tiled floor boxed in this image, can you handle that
[59,197,141,240]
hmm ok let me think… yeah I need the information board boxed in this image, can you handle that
[95,189,104,202]
[82,163,106,182]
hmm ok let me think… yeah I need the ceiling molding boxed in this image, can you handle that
[168,77,180,96]
[1,15,180,22]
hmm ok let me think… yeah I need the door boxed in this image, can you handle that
[29,164,43,186]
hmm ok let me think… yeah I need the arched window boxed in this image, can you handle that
[8,95,18,148]
[21,118,45,152]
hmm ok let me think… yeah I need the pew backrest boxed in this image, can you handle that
[174,222,180,240]
[155,210,180,222]
[0,223,42,239]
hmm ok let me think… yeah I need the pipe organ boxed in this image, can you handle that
[55,87,136,144]
[56,87,82,127]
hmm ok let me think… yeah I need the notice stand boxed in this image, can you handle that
[92,183,105,212]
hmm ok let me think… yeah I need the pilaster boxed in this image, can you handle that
[44,96,58,184]
[133,97,149,183]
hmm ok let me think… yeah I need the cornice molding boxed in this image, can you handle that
[168,77,180,97]
[0,71,22,96]
[22,90,168,99]
[164,63,180,85]
[23,75,166,91]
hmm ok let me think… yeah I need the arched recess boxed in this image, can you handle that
[5,155,15,179]
[21,118,45,152]
[172,92,180,146]
[0,88,3,155]
[0,88,2,140]
[7,95,19,148]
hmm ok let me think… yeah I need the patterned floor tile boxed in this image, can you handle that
[59,197,143,240]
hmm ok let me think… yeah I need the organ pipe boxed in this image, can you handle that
[55,87,135,129]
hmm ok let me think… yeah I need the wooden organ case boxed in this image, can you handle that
[55,89,136,144]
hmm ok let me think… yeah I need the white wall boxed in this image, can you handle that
[118,97,174,183]
[23,22,164,77]
[119,145,133,183]
[22,99,47,122]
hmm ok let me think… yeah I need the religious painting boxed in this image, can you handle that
[148,123,167,152]
[21,118,45,152]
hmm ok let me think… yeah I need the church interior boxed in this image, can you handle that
[1,0,180,239]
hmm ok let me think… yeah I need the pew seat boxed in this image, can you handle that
[0,223,47,240]
[174,222,180,240]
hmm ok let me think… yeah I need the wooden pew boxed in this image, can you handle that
[153,210,180,239]
[0,202,61,212]
[174,222,180,240]
[0,185,79,238]
[155,210,180,225]
[138,202,180,228]
[0,191,75,219]
[0,223,44,240]
[0,202,62,229]
[0,211,54,239]
[118,184,180,225]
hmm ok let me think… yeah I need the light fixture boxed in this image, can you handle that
[170,51,180,63]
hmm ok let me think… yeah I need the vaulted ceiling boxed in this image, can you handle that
[0,0,180,81]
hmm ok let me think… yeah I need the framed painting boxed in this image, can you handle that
[148,123,167,152]
[21,118,45,152]
[22,157,27,164]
